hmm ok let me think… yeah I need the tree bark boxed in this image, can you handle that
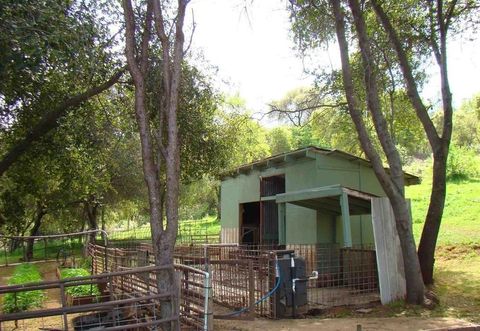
[330,0,424,303]
[123,1,188,329]
[0,69,125,177]
[371,0,454,285]
[83,195,100,254]
[25,202,47,261]
[418,150,448,284]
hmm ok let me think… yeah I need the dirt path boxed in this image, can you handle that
[215,317,478,331]
[1,261,65,330]
[39,262,62,309]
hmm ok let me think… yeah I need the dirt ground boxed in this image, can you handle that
[215,316,478,331]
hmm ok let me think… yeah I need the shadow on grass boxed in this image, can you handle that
[432,266,480,322]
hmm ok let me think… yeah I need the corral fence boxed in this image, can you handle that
[107,226,220,246]
[89,243,212,330]
[0,230,106,267]
[93,241,379,318]
[0,232,213,331]
[0,265,179,331]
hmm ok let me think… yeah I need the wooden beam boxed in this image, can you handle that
[278,203,286,244]
[340,192,352,247]
[276,185,343,204]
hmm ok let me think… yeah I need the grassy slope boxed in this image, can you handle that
[407,178,480,245]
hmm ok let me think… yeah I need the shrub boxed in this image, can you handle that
[60,268,100,298]
[447,145,480,181]
[3,264,45,313]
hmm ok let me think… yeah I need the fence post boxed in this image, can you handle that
[59,283,69,331]
[204,266,213,331]
[44,239,47,261]
[248,259,255,320]
[175,271,182,328]
[3,241,8,266]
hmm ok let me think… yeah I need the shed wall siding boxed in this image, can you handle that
[284,159,319,244]
[220,151,385,246]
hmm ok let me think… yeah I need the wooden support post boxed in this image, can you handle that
[340,192,352,247]
[277,203,286,245]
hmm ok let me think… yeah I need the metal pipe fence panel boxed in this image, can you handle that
[88,243,211,330]
[0,265,179,331]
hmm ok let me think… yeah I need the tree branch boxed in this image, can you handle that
[0,68,125,177]
[371,0,441,150]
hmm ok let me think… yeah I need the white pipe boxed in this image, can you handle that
[293,271,319,293]
[204,270,211,331]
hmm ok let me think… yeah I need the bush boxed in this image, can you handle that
[3,264,45,313]
[60,268,100,298]
[447,145,480,181]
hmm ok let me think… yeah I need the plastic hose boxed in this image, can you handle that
[218,258,282,318]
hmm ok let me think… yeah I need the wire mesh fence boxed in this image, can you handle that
[98,240,380,318]
[0,228,381,328]
[287,243,380,308]
[88,243,212,330]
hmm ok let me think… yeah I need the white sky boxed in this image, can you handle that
[187,0,480,121]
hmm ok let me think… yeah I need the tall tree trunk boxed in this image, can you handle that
[123,1,187,329]
[83,196,99,254]
[25,203,47,261]
[330,0,425,303]
[418,149,448,284]
[371,0,454,285]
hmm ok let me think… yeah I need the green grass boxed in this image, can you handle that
[0,240,84,265]
[60,268,100,298]
[405,177,480,322]
[108,215,220,242]
[406,178,480,245]
[2,263,45,313]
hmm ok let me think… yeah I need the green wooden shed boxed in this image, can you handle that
[219,146,419,247]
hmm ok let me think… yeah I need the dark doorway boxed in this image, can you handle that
[240,202,260,245]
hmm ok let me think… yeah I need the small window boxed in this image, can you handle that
[260,175,285,197]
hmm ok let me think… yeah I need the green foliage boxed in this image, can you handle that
[453,93,480,152]
[179,177,218,220]
[217,97,271,167]
[446,145,480,181]
[60,268,100,298]
[267,127,294,155]
[3,263,44,313]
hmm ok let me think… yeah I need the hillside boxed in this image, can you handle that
[406,178,480,322]
[407,178,480,245]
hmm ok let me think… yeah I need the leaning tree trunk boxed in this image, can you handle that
[330,0,425,303]
[370,0,454,285]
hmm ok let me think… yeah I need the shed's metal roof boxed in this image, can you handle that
[220,145,420,185]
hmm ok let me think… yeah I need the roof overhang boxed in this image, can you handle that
[222,148,316,178]
[275,184,376,215]
[219,146,421,185]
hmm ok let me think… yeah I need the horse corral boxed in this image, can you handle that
[0,229,381,330]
